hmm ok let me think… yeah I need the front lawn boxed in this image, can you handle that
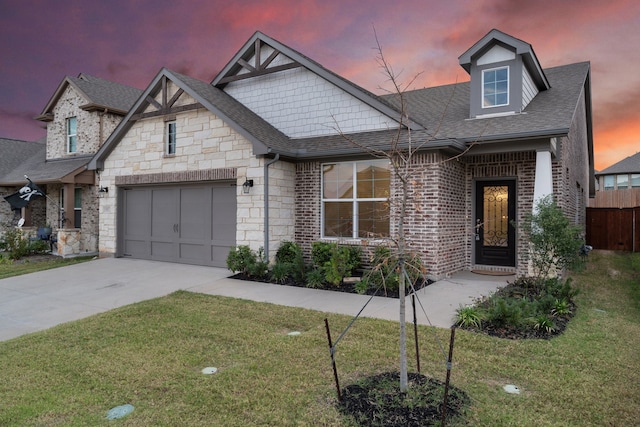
[0,254,94,279]
[0,250,638,426]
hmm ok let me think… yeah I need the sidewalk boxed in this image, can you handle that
[0,257,511,342]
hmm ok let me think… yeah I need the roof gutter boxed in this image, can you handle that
[263,153,280,261]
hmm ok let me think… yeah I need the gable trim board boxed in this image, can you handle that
[82,29,593,278]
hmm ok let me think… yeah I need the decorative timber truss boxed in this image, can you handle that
[215,38,302,86]
[131,75,201,121]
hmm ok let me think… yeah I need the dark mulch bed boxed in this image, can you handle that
[229,273,432,299]
[337,372,469,427]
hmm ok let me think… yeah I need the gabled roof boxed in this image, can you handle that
[90,31,592,169]
[459,28,550,91]
[89,67,292,170]
[35,73,143,121]
[212,31,424,131]
[597,152,640,175]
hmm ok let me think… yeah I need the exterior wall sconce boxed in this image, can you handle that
[242,179,254,194]
[98,186,109,193]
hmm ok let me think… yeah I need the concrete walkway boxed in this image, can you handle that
[0,257,512,342]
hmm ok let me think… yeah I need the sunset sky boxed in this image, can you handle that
[1,0,638,170]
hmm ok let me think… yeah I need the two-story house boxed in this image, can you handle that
[88,29,594,279]
[0,74,142,255]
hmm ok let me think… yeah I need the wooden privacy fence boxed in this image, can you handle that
[586,207,640,252]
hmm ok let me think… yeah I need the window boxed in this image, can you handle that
[482,66,509,107]
[74,188,82,228]
[67,117,77,153]
[616,174,629,189]
[322,160,390,239]
[166,121,176,155]
[631,174,640,188]
[603,175,614,191]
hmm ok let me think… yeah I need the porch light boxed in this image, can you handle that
[242,179,254,194]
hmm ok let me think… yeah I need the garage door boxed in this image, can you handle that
[119,183,236,267]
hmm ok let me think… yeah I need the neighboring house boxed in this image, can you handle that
[0,138,47,228]
[88,29,594,279]
[0,74,142,256]
[590,151,640,208]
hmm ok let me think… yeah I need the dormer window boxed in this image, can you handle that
[482,66,509,108]
[67,117,77,153]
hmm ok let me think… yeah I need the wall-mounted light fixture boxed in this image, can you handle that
[242,179,254,194]
[98,186,109,193]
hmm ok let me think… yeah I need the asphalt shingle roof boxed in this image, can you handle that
[597,152,640,175]
[70,74,143,113]
[0,138,45,183]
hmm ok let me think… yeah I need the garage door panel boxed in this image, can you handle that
[180,187,210,240]
[151,189,177,239]
[120,183,236,268]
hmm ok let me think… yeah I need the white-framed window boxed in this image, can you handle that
[166,121,176,155]
[631,174,640,188]
[616,174,629,189]
[482,66,509,108]
[603,175,615,191]
[66,117,77,153]
[321,160,390,239]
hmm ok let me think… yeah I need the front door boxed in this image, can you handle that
[475,180,516,266]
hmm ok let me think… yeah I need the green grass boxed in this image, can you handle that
[0,255,94,279]
[0,251,638,426]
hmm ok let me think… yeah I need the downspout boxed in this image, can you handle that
[263,153,280,261]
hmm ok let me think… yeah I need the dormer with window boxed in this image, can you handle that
[459,29,550,119]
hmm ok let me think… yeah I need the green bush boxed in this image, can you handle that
[455,305,483,328]
[305,268,325,289]
[311,241,334,268]
[226,246,268,279]
[310,242,362,286]
[227,245,254,274]
[0,227,48,260]
[273,241,305,282]
[519,195,584,278]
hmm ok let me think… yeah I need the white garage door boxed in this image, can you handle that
[119,182,236,267]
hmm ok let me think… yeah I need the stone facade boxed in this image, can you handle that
[98,85,295,258]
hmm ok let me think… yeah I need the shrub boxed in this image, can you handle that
[305,268,325,289]
[519,195,584,278]
[532,315,556,333]
[0,227,42,260]
[227,246,268,279]
[311,242,362,286]
[226,245,254,274]
[455,305,482,328]
[273,241,305,282]
[269,261,290,284]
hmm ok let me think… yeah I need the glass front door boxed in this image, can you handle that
[475,181,516,266]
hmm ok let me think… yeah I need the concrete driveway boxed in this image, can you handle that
[0,257,512,342]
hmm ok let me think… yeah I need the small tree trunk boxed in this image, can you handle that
[398,257,408,392]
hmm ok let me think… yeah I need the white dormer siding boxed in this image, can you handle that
[477,45,515,65]
[522,66,538,110]
[224,56,397,138]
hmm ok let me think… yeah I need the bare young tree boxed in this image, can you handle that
[333,29,484,393]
